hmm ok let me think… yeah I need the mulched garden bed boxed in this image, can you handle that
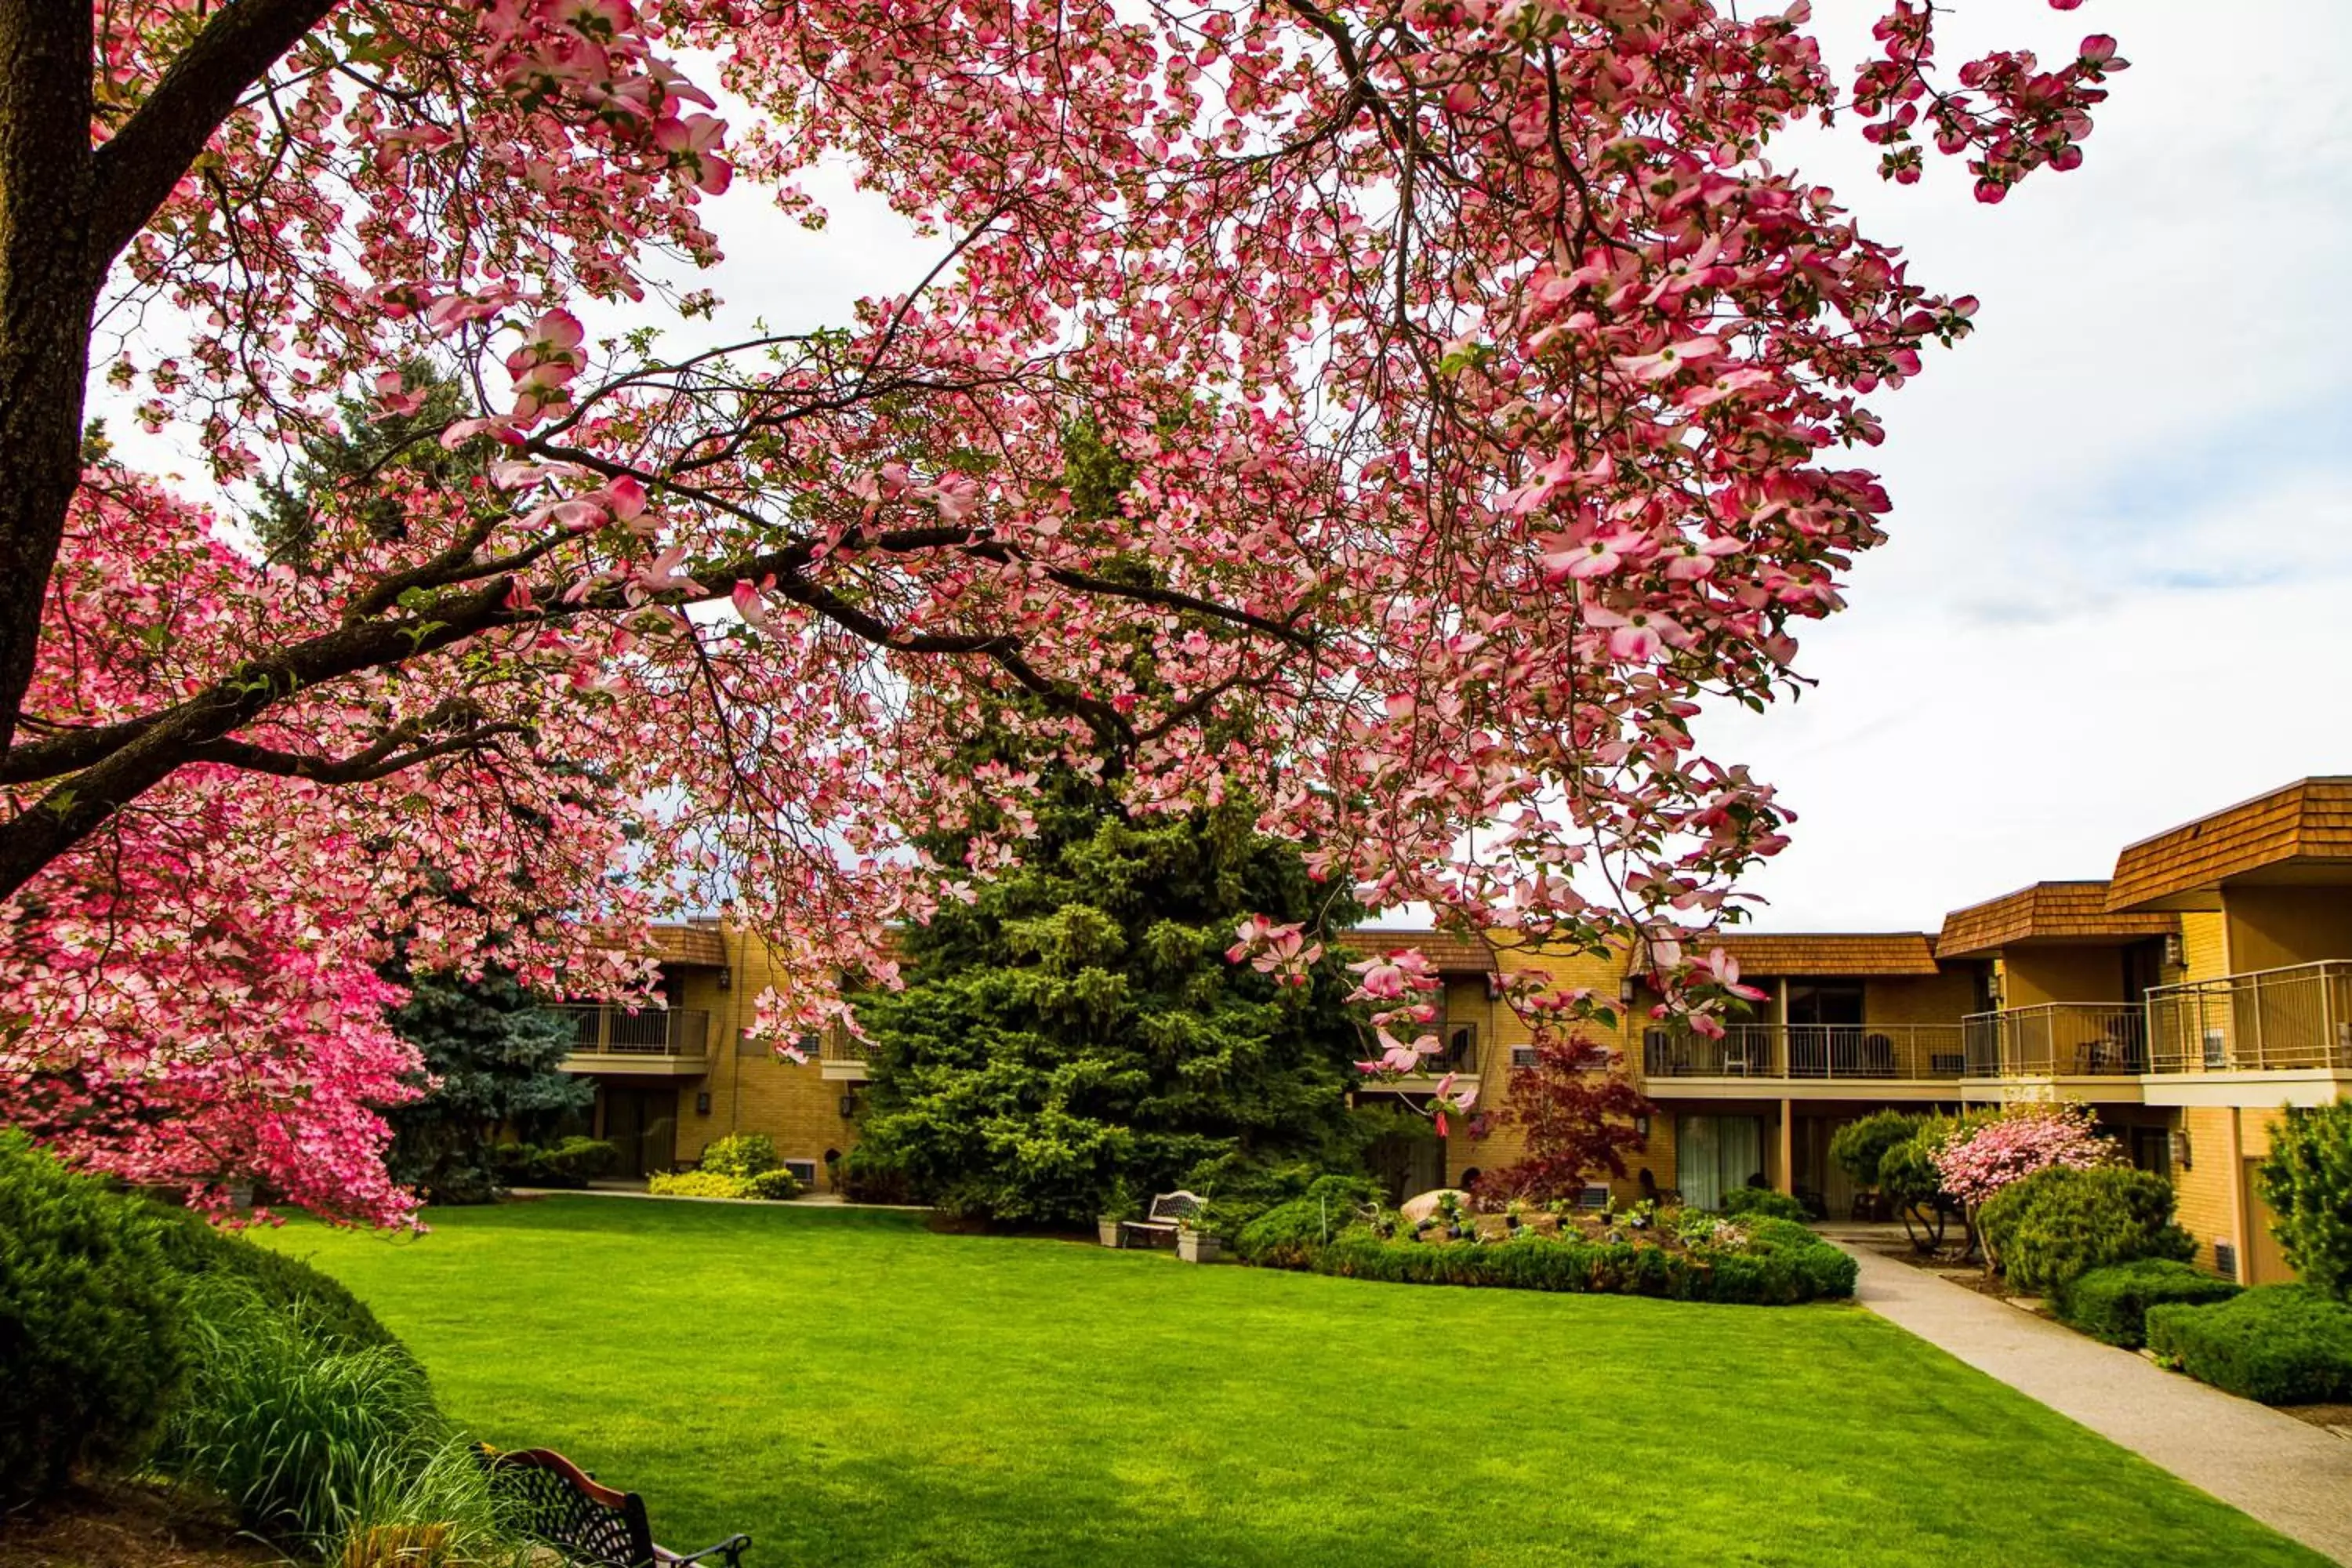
[0,1483,272,1568]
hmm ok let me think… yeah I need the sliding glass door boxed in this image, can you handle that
[1676,1114,1766,1211]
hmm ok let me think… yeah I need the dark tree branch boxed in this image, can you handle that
[88,0,340,268]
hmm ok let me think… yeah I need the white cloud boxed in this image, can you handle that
[1693,0,2352,930]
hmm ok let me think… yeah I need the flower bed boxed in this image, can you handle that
[1238,1194,1855,1305]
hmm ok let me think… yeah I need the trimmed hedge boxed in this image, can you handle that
[147,1206,408,1362]
[2053,1259,2240,1348]
[1234,1178,1377,1268]
[647,1167,802,1200]
[490,1137,619,1189]
[2146,1285,2352,1404]
[1828,1110,1918,1189]
[699,1133,781,1179]
[1302,1226,1855,1305]
[1722,1187,1809,1222]
[1978,1166,2194,1294]
[0,1134,187,1501]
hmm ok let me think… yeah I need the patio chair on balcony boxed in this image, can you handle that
[1859,1034,1896,1078]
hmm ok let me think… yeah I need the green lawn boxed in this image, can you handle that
[256,1197,2320,1567]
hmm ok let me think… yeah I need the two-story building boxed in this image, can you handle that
[554,778,2349,1284]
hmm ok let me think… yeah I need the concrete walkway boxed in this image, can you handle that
[1837,1242,2352,1564]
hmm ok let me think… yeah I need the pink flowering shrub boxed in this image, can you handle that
[1933,1105,2118,1209]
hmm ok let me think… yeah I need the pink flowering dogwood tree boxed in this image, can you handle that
[1933,1102,2117,1268]
[2,0,2122,1219]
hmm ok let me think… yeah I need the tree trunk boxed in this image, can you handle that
[0,0,98,756]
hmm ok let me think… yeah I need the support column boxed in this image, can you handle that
[2223,1109,2250,1283]
[1777,1099,1795,1195]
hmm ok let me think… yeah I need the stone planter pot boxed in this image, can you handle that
[1177,1230,1221,1264]
[1098,1218,1124,1248]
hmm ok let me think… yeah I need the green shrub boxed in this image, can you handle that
[2145,1285,2352,1404]
[648,1170,746,1199]
[0,1133,187,1501]
[1722,1187,1808,1222]
[1728,1215,1858,1298]
[840,1145,916,1206]
[1979,1166,2194,1293]
[154,1274,446,1545]
[741,1167,804,1200]
[1828,1110,1918,1189]
[1299,1228,1853,1305]
[2256,1102,2352,1299]
[147,1207,407,1362]
[488,1137,618,1189]
[700,1133,781,1180]
[536,1136,619,1185]
[1876,1136,1942,1210]
[2054,1260,2240,1348]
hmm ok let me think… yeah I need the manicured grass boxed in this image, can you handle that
[255,1198,2322,1567]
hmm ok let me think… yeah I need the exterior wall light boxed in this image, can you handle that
[2171,1128,2192,1170]
[695,1091,713,1116]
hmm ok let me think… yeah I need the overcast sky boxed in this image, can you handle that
[1686,0,2352,929]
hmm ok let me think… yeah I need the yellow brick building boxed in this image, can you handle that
[561,779,2350,1280]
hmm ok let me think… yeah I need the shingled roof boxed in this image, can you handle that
[1345,927,1498,973]
[651,922,728,967]
[1689,931,1945,977]
[2107,778,2352,912]
[1936,881,2177,959]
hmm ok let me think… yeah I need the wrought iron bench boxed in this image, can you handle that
[1117,1189,1203,1248]
[477,1446,751,1568]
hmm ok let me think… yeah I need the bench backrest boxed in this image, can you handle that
[1147,1190,1204,1225]
[478,1446,656,1568]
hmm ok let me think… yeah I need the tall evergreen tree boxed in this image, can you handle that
[853,769,1370,1227]
[383,970,590,1204]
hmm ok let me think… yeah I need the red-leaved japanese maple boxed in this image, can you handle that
[0,0,2123,1220]
[1469,1038,1657,1205]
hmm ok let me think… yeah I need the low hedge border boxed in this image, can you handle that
[2145,1285,2352,1404]
[2051,1259,2238,1348]
[1277,1224,1855,1305]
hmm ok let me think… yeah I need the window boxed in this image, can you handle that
[1511,1045,1539,1069]
[1577,1183,1610,1210]
[1676,1114,1766,1212]
[783,1159,818,1187]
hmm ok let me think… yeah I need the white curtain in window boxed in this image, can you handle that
[1678,1115,1765,1211]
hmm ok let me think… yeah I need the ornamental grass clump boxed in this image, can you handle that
[154,1273,448,1547]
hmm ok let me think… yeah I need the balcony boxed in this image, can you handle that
[818,1029,876,1082]
[557,1004,711,1076]
[2145,960,2352,1076]
[1961,1004,2147,1084]
[1641,1024,1964,1098]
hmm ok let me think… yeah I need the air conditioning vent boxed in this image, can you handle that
[2212,1241,2237,1279]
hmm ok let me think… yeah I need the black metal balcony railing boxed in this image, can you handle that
[2145,960,2352,1073]
[1642,1023,1965,1081]
[556,1004,710,1058]
[1961,1004,2146,1078]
